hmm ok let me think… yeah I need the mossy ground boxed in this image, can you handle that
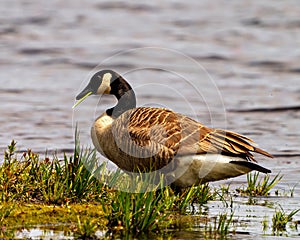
[1,202,106,232]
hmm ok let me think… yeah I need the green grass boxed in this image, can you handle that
[0,141,104,204]
[236,172,283,196]
[0,133,298,239]
[204,212,235,238]
[174,183,216,214]
[75,215,99,239]
[272,207,300,235]
[262,215,269,233]
[103,188,173,236]
[0,204,14,225]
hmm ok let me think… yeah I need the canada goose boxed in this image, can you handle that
[73,70,272,188]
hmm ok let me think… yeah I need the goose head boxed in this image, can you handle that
[73,70,118,108]
[73,70,136,117]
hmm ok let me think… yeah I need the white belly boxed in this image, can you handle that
[168,154,253,188]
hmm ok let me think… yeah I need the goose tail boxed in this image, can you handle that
[230,160,271,174]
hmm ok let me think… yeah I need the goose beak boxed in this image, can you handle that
[72,87,93,109]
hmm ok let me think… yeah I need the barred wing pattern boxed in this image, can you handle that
[111,107,272,172]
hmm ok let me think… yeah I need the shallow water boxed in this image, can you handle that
[1,0,300,239]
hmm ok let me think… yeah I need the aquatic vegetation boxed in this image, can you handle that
[262,215,269,233]
[174,183,216,214]
[190,183,216,206]
[74,215,99,239]
[0,135,298,239]
[214,184,234,208]
[95,169,177,235]
[174,186,196,213]
[217,212,234,237]
[287,183,298,197]
[103,185,174,236]
[218,184,231,197]
[272,207,300,235]
[236,172,283,196]
[204,212,235,238]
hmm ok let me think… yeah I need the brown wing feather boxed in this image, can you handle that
[111,108,179,171]
[112,107,272,171]
[208,129,273,161]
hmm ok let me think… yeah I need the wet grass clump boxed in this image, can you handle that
[272,207,300,235]
[104,188,173,236]
[204,212,235,238]
[0,139,104,204]
[236,172,283,196]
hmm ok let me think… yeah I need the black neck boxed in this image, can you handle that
[106,76,136,118]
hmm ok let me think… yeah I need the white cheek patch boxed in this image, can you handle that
[97,73,112,94]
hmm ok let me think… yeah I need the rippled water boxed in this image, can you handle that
[1,0,300,239]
